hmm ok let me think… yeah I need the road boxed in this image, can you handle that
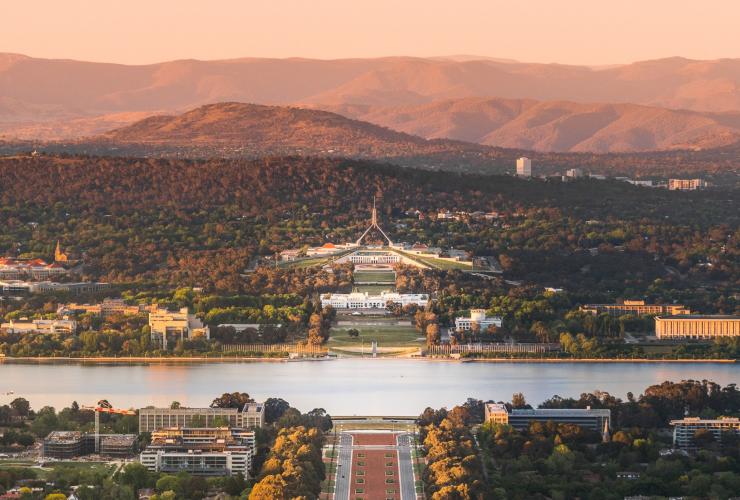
[397,433,417,500]
[334,433,353,500]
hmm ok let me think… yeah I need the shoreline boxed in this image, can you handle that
[0,355,735,364]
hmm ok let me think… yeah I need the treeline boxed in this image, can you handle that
[248,426,325,499]
[417,404,486,499]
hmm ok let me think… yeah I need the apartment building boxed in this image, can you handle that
[139,403,265,433]
[670,417,740,448]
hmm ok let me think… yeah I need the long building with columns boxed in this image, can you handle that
[655,315,739,340]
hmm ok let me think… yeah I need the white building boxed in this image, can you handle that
[566,168,584,179]
[1,318,77,334]
[455,309,502,332]
[516,157,532,177]
[320,291,429,310]
[347,251,401,264]
[148,307,210,349]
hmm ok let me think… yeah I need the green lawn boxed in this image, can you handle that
[353,270,396,283]
[328,324,423,347]
[391,249,471,270]
[0,460,114,480]
[353,284,394,294]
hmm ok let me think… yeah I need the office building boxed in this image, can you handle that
[60,298,145,318]
[347,250,401,265]
[455,309,502,332]
[139,403,265,433]
[0,280,109,296]
[484,403,611,431]
[148,307,210,349]
[670,417,740,448]
[1,318,77,334]
[43,431,136,458]
[320,291,429,310]
[654,315,739,340]
[516,157,532,177]
[140,427,254,477]
[581,300,690,317]
[668,178,707,191]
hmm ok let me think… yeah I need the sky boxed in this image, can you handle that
[2,0,738,66]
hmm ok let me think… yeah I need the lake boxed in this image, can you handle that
[0,359,737,415]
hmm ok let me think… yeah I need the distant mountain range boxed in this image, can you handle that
[325,98,740,153]
[2,53,740,153]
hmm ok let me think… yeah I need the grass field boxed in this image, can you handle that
[353,284,394,294]
[0,460,114,480]
[353,270,396,283]
[328,324,423,348]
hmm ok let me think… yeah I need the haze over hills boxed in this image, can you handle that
[3,53,740,153]
[327,98,740,153]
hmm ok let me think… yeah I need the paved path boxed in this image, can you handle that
[334,433,353,500]
[397,433,417,500]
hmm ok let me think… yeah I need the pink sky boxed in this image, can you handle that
[2,0,738,65]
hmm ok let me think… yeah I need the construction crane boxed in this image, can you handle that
[81,399,136,453]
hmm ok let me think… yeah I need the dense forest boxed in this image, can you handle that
[0,154,736,294]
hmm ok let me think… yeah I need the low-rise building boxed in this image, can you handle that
[670,417,740,448]
[668,178,707,191]
[581,300,690,317]
[516,157,532,177]
[655,315,740,340]
[43,431,136,458]
[484,403,611,432]
[454,309,502,332]
[0,258,67,281]
[60,298,145,318]
[0,280,109,296]
[140,427,254,477]
[148,307,210,349]
[320,291,429,310]
[1,318,77,334]
[139,403,265,433]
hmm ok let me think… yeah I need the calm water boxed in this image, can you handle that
[0,360,737,415]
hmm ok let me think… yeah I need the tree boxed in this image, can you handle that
[347,328,360,338]
[512,393,528,409]
[169,401,181,409]
[264,398,291,424]
[210,392,253,409]
[693,428,715,448]
[118,462,153,492]
[249,474,288,499]
[10,398,30,418]
[426,323,441,346]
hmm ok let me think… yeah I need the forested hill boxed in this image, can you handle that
[0,154,736,291]
[99,102,438,156]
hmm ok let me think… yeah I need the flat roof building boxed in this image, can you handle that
[140,427,254,477]
[668,178,707,191]
[148,307,210,349]
[655,315,739,340]
[670,417,740,449]
[320,291,429,310]
[43,431,136,458]
[455,309,502,332]
[139,403,264,433]
[484,403,611,432]
[581,300,691,317]
[1,318,77,335]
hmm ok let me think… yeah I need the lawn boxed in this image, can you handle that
[328,324,423,348]
[391,250,471,270]
[353,284,394,294]
[353,270,396,283]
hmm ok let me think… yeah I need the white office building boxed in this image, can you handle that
[455,309,502,332]
[320,291,429,310]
